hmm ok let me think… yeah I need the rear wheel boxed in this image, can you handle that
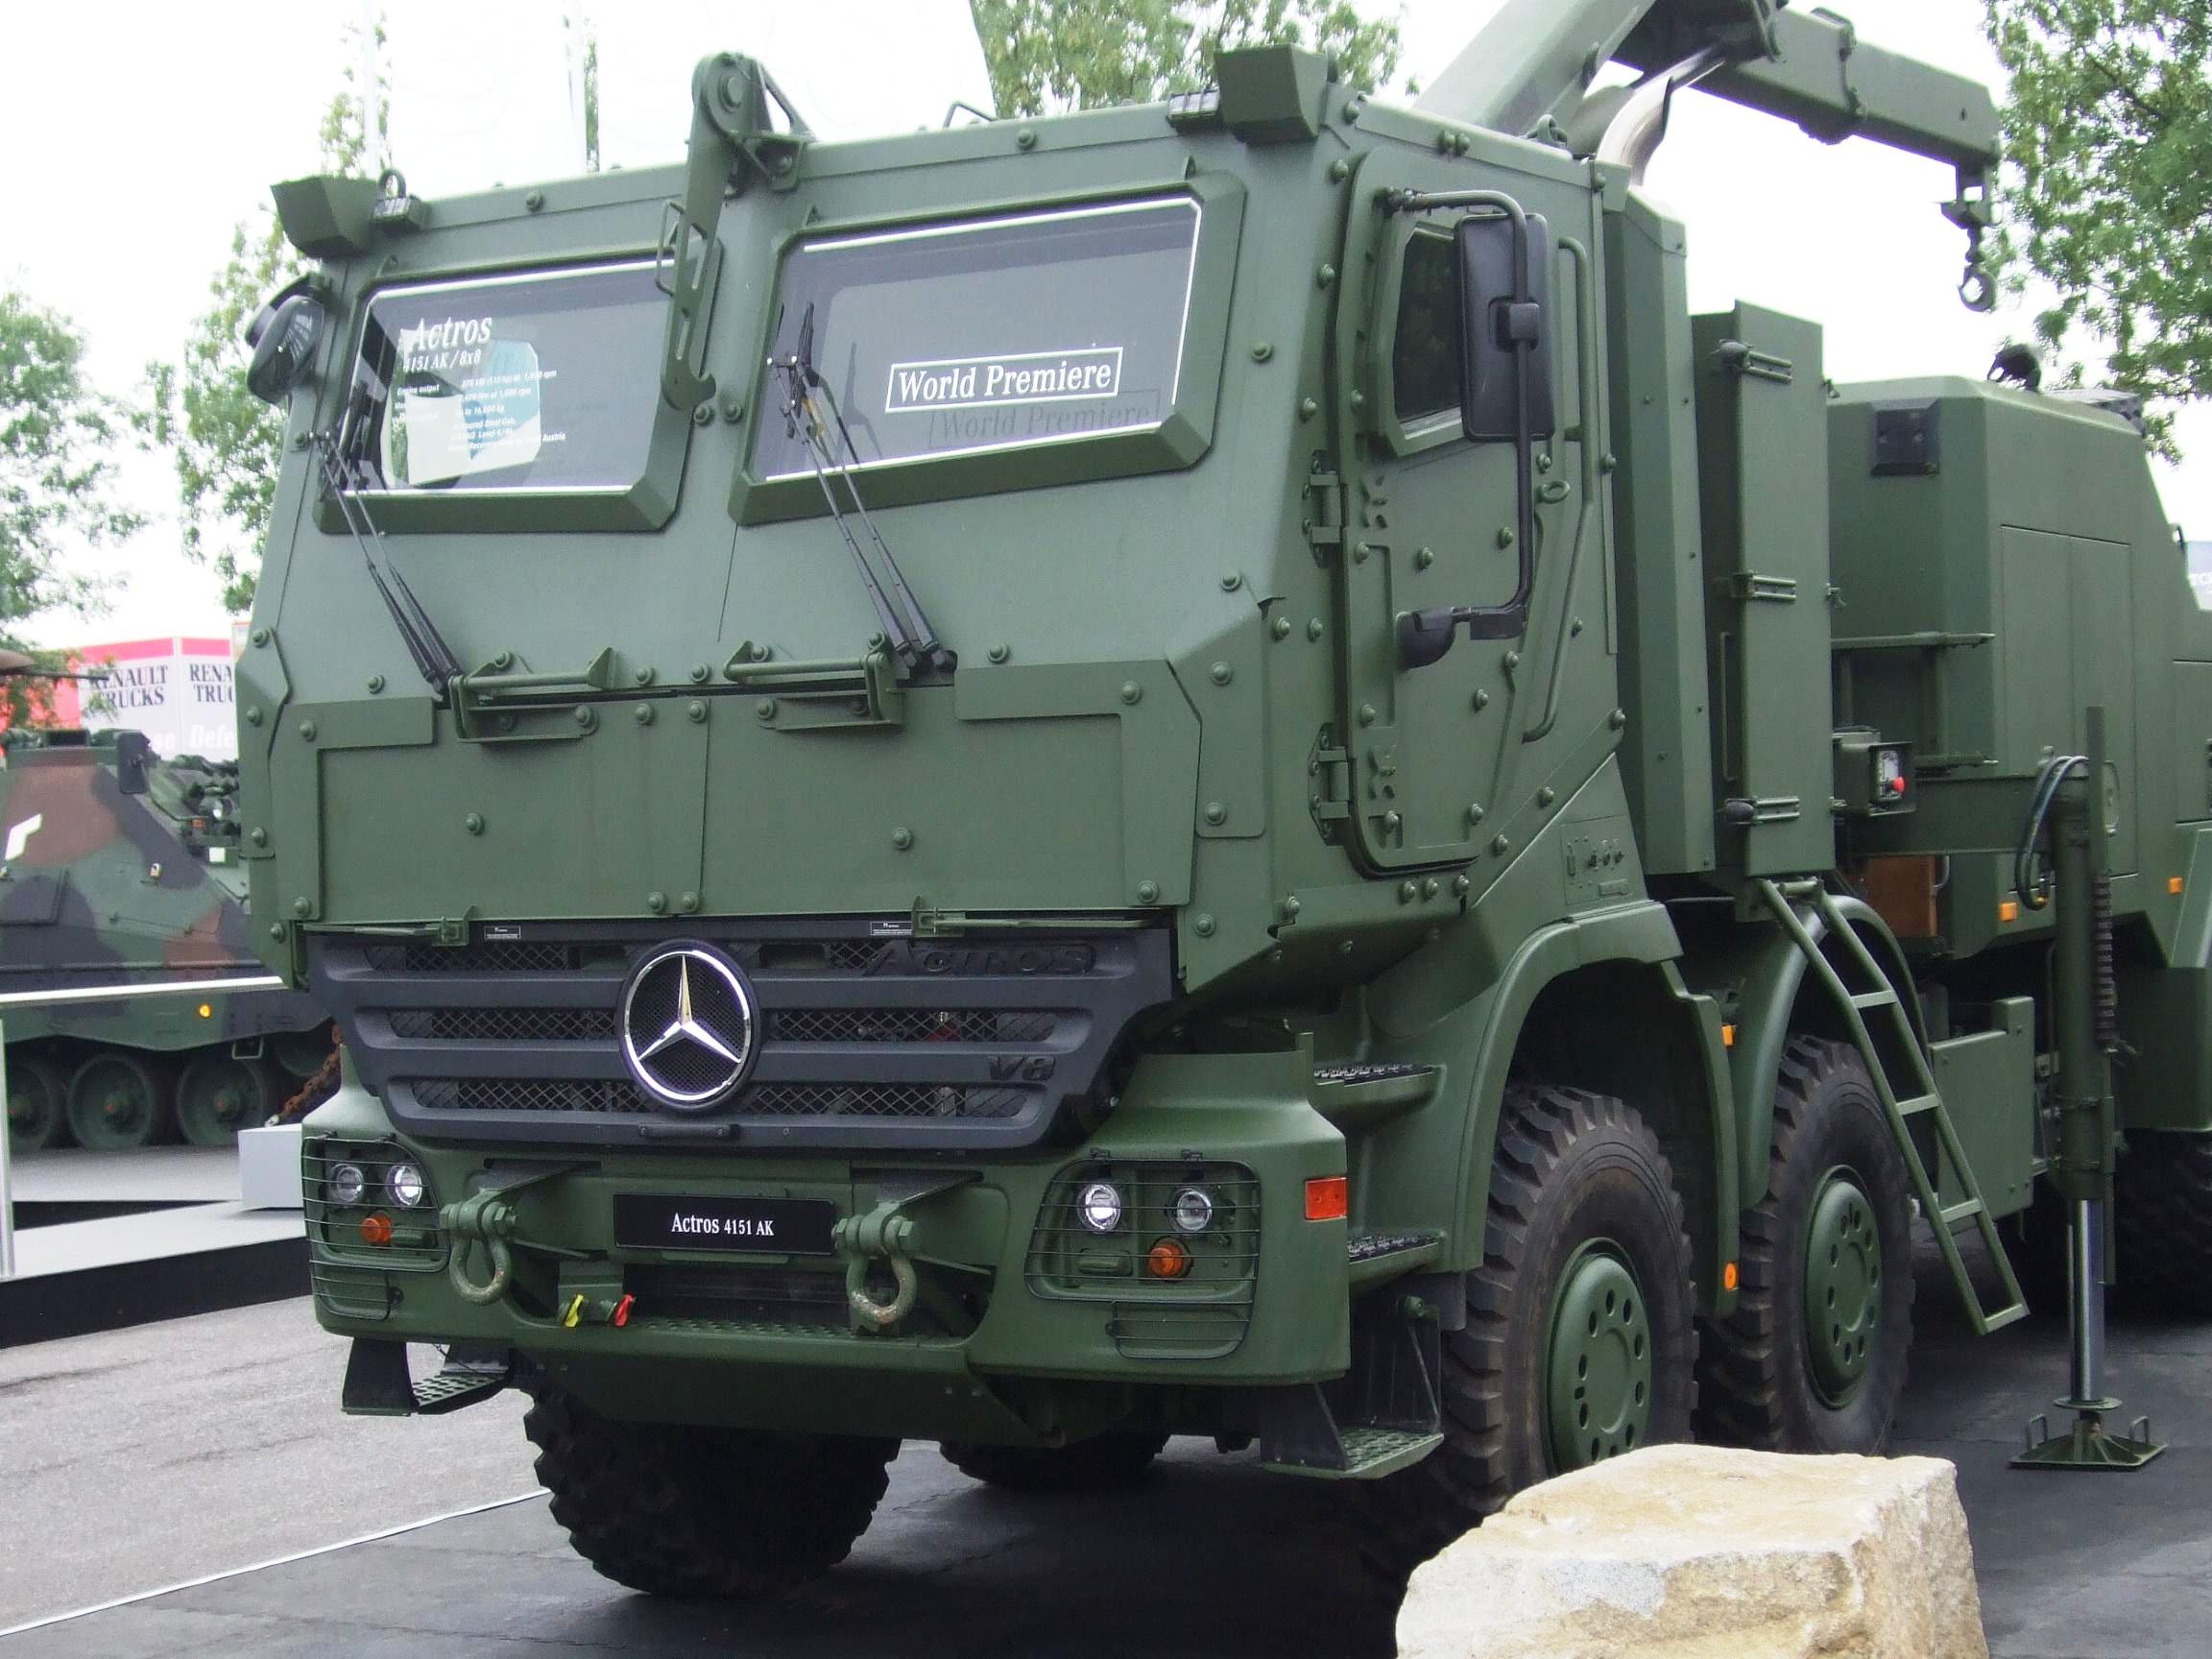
[939,1432,1167,1492]
[1696,1038,1913,1454]
[64,1051,171,1150]
[2114,1130,2212,1317]
[1362,1085,1697,1577]
[523,1383,896,1599]
[175,1053,278,1146]
[6,1052,70,1151]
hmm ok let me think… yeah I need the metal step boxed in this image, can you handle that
[412,1364,510,1415]
[1262,1427,1442,1481]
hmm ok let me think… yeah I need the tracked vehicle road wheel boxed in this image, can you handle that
[1363,1086,1698,1577]
[1697,1038,1913,1454]
[270,1024,335,1082]
[2114,1130,2212,1317]
[64,1051,171,1150]
[6,1053,70,1151]
[523,1384,896,1599]
[175,1053,277,1146]
[939,1432,1168,1492]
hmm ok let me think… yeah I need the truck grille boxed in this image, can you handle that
[310,922,1170,1151]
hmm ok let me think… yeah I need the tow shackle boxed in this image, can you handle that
[441,1189,519,1305]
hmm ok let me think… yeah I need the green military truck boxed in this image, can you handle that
[1,728,332,1148]
[240,0,2202,1592]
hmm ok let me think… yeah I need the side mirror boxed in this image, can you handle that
[1395,200,1557,671]
[1456,210,1554,443]
[113,731,152,796]
[245,279,327,406]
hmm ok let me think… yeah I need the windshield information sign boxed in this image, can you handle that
[756,198,1200,477]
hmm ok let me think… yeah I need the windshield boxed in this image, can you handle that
[345,260,664,494]
[754,197,1202,478]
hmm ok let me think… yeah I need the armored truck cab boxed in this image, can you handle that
[246,0,2212,1591]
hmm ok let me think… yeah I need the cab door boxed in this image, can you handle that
[1325,142,1610,880]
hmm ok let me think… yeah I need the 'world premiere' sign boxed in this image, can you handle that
[885,347,1123,414]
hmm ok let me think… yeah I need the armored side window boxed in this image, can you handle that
[1391,228,1463,425]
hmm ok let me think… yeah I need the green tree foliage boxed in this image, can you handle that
[0,290,134,727]
[1986,1,2212,445]
[971,0,1404,118]
[142,47,384,614]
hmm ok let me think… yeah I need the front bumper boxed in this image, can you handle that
[305,1046,1350,1441]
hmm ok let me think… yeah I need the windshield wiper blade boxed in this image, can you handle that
[315,432,467,694]
[772,304,952,675]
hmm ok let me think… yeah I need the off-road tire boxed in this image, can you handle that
[523,1384,896,1599]
[2114,1130,2212,1317]
[1696,1038,1914,1454]
[938,1432,1169,1492]
[1361,1085,1698,1579]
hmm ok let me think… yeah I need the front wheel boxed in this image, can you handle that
[6,1051,70,1151]
[1695,1037,1914,1454]
[523,1384,896,1599]
[1364,1085,1698,1575]
[939,1432,1167,1492]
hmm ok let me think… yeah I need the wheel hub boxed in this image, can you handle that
[1804,1168,1882,1404]
[1546,1240,1653,1471]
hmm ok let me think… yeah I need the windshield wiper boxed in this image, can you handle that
[315,422,467,695]
[769,303,952,675]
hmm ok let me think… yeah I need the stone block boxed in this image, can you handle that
[1397,1443,1987,1658]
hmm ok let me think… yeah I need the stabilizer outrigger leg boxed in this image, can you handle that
[2012,709,2163,1472]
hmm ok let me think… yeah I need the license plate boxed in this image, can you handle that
[613,1194,837,1255]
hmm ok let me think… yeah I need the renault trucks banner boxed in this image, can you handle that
[48,636,239,761]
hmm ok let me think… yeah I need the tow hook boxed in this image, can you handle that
[832,1206,919,1331]
[442,1189,519,1305]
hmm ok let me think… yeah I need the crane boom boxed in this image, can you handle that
[1416,0,1998,175]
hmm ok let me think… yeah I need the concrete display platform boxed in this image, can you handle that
[2,1146,303,1347]
[1,1257,2204,1658]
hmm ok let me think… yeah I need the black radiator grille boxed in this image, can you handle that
[310,922,1171,1152]
[390,1007,615,1044]
[768,1008,1060,1045]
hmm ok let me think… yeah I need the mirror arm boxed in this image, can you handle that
[1382,189,1540,668]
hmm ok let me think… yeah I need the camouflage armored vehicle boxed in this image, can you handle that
[1,728,331,1149]
[242,0,2203,1592]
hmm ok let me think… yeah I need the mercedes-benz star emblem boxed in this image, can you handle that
[618,943,757,1110]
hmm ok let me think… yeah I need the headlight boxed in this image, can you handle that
[327,1163,366,1205]
[1169,1187,1214,1234]
[387,1162,427,1209]
[1077,1180,1124,1234]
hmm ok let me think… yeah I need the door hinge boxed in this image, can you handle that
[1724,572,1799,603]
[1308,731,1351,832]
[1714,339,1794,384]
[1305,468,1343,565]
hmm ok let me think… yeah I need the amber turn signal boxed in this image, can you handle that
[359,1212,395,1246]
[1145,1238,1192,1280]
[1305,1174,1348,1222]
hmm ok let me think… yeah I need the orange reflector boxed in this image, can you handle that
[1998,900,2020,924]
[197,1003,212,1019]
[2172,876,2186,896]
[1305,1175,1349,1222]
[359,1213,395,1246]
[1720,1022,1736,1049]
[1145,1238,1192,1280]
[1723,1261,1740,1292]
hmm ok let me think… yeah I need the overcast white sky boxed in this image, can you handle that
[3,0,2201,645]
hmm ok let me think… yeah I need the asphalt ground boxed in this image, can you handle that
[3,1262,2207,1658]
